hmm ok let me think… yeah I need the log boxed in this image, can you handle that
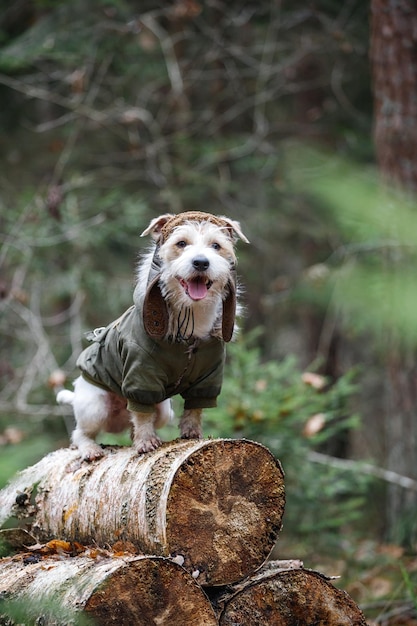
[209,560,367,625]
[0,439,285,586]
[0,552,217,625]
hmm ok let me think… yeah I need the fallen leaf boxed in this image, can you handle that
[301,372,327,390]
[303,413,326,437]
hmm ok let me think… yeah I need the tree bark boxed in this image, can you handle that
[0,439,285,586]
[370,0,417,538]
[0,554,217,626]
[371,0,417,191]
[209,560,367,625]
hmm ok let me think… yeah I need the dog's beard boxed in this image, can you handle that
[159,277,225,340]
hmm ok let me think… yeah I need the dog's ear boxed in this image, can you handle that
[143,275,169,339]
[141,214,175,241]
[222,276,237,343]
[219,217,250,244]
[142,248,169,339]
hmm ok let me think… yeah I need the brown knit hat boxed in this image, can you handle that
[159,211,232,242]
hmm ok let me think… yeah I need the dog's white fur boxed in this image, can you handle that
[57,214,248,461]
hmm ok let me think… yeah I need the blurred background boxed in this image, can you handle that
[1,2,417,622]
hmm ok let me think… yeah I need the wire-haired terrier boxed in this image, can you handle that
[56,211,249,461]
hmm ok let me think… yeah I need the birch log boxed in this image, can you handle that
[0,439,285,586]
[0,554,217,625]
[210,560,367,625]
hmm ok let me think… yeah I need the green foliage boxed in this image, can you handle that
[0,1,132,72]
[0,597,94,626]
[0,183,149,406]
[287,147,417,246]
[0,434,58,490]
[0,535,11,558]
[400,563,417,614]
[286,146,417,348]
[209,330,359,441]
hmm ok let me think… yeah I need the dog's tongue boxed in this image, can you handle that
[187,277,208,301]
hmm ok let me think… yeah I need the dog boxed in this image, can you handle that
[56,211,249,461]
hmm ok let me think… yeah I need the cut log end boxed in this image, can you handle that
[0,555,217,626]
[166,439,285,585]
[214,565,367,625]
[84,556,217,625]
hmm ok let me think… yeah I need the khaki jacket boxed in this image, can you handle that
[76,303,225,414]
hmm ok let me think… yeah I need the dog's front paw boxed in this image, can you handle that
[134,435,162,454]
[179,408,202,440]
[80,444,105,462]
[180,425,202,440]
[180,420,203,439]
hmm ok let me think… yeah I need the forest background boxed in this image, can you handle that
[1,1,417,623]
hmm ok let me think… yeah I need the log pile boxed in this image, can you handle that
[0,438,367,625]
[0,439,285,586]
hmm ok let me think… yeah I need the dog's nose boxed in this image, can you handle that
[192,255,210,271]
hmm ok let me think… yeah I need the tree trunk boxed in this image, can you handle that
[0,554,217,626]
[371,0,417,191]
[0,439,285,586]
[209,560,367,626]
[370,0,417,539]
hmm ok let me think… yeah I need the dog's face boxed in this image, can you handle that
[159,221,236,306]
[142,213,248,309]
[140,212,248,340]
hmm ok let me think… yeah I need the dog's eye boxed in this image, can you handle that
[211,242,221,251]
[176,240,188,248]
